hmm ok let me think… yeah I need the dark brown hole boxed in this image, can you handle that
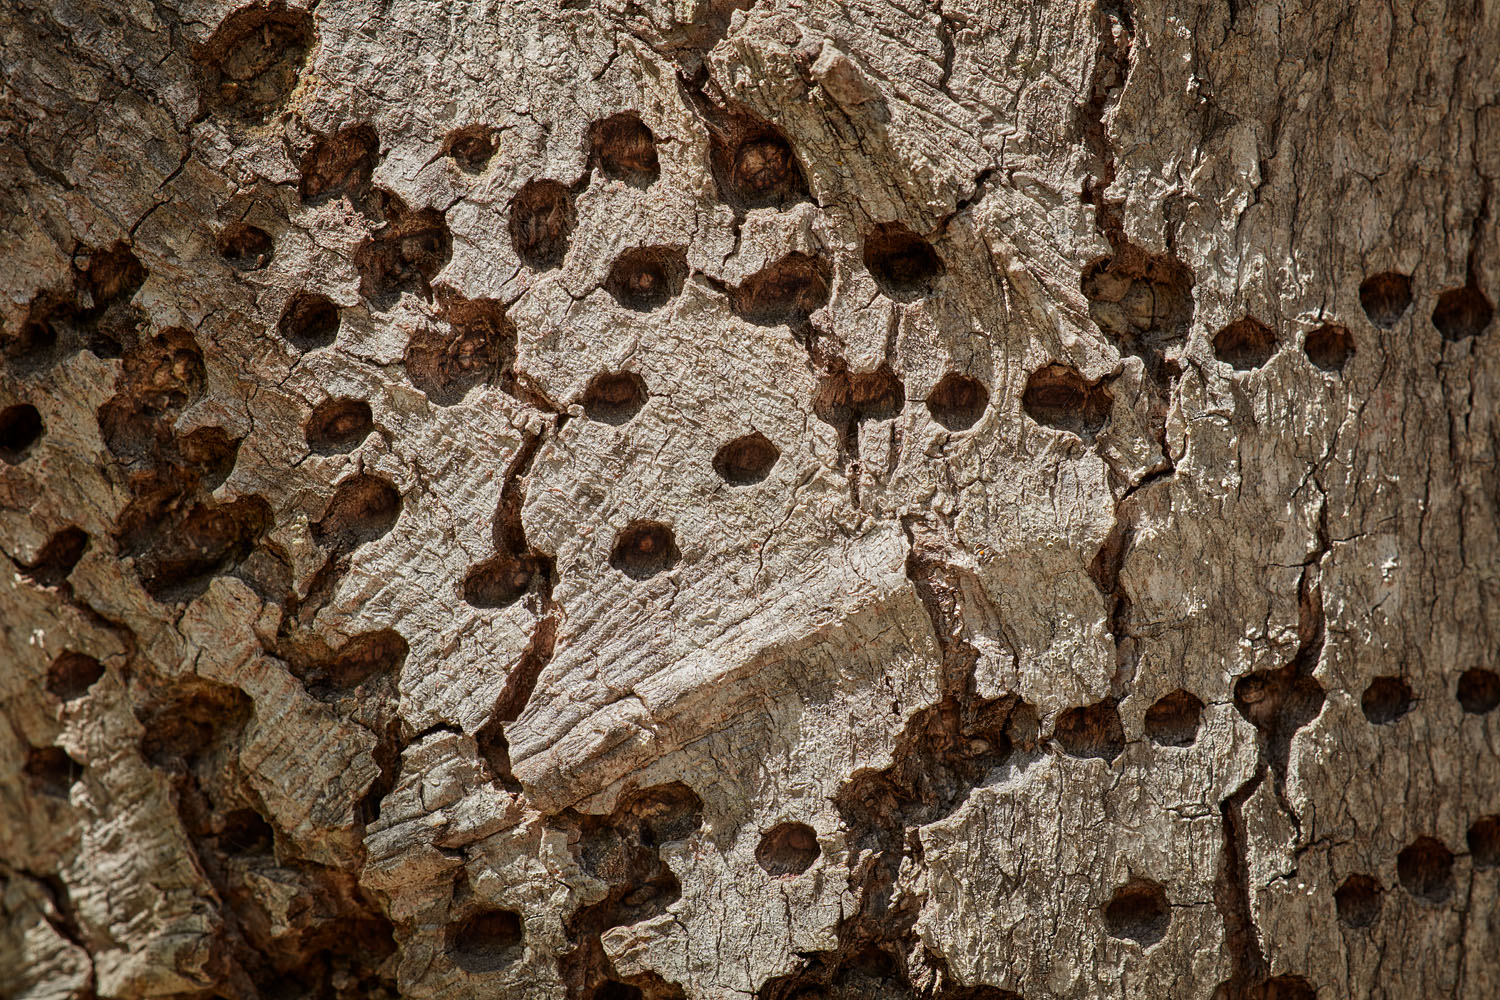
[327,630,407,691]
[610,520,678,579]
[47,652,105,701]
[1102,879,1169,946]
[314,474,401,552]
[592,983,644,1000]
[463,553,541,609]
[448,908,524,973]
[1143,689,1203,747]
[1080,249,1195,385]
[305,398,373,454]
[445,124,497,173]
[863,223,944,301]
[1334,873,1382,928]
[509,179,576,269]
[1233,669,1326,739]
[24,746,82,798]
[709,119,807,211]
[82,243,146,306]
[1257,976,1317,1000]
[1212,317,1278,370]
[1360,676,1413,725]
[1468,816,1500,869]
[1457,668,1500,714]
[1055,702,1125,761]
[216,222,273,269]
[1304,323,1354,372]
[299,124,379,203]
[355,197,452,303]
[729,252,831,326]
[1396,836,1454,903]
[927,373,989,431]
[1358,271,1413,328]
[194,5,313,123]
[23,526,89,587]
[713,432,779,486]
[606,247,687,311]
[590,112,659,185]
[404,296,515,406]
[1022,364,1112,439]
[1432,284,1495,341]
[217,807,275,855]
[136,680,252,767]
[0,404,43,462]
[755,822,819,876]
[136,496,272,601]
[944,990,1024,1000]
[814,366,906,426]
[582,371,647,425]
[278,292,340,351]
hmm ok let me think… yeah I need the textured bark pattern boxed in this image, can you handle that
[2,1,1498,998]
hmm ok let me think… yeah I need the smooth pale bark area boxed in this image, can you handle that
[2,1,1498,999]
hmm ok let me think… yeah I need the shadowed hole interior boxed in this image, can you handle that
[445,124,498,173]
[1361,676,1413,725]
[713,432,779,486]
[1457,668,1500,714]
[1333,873,1382,928]
[1468,816,1500,869]
[47,652,105,701]
[1233,668,1326,745]
[813,366,906,427]
[1143,689,1203,747]
[23,526,89,587]
[134,496,271,601]
[355,195,451,303]
[24,746,82,798]
[707,114,807,211]
[404,296,515,406]
[217,807,274,855]
[463,553,541,609]
[278,292,340,351]
[326,630,408,691]
[1358,271,1413,328]
[1258,976,1317,1000]
[1102,879,1169,946]
[136,679,251,767]
[1212,317,1278,370]
[314,474,401,551]
[581,371,647,425]
[448,908,524,974]
[592,983,643,1000]
[305,398,373,454]
[216,222,273,269]
[1055,702,1125,761]
[1397,836,1454,903]
[609,520,678,580]
[0,404,43,462]
[194,5,313,123]
[605,247,688,311]
[1304,323,1354,372]
[590,112,659,185]
[927,373,989,431]
[863,223,944,301]
[1432,284,1495,341]
[755,822,820,876]
[729,251,831,326]
[1022,364,1112,439]
[509,179,576,269]
[299,124,379,203]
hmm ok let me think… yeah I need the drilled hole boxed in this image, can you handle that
[327,630,407,691]
[1457,668,1500,714]
[445,124,497,173]
[1022,364,1112,440]
[1233,669,1326,739]
[709,117,807,211]
[755,822,819,876]
[47,652,105,701]
[0,404,43,462]
[137,680,252,767]
[1143,689,1203,747]
[217,808,275,855]
[24,746,82,798]
[1212,317,1278,370]
[863,223,944,301]
[314,474,401,551]
[462,553,540,609]
[591,983,643,1000]
[1258,976,1317,1000]
[1055,702,1125,761]
[923,373,989,432]
[405,296,515,406]
[305,398,373,454]
[1334,873,1382,928]
[814,367,906,426]
[216,223,273,269]
[610,520,679,580]
[1360,676,1413,725]
[448,908,524,973]
[23,526,89,588]
[1396,836,1454,903]
[299,124,379,203]
[581,371,647,425]
[1102,879,1169,946]
[194,5,313,123]
[278,292,340,351]
[713,432,779,486]
[1432,284,1495,341]
[356,196,451,303]
[605,247,688,311]
[1468,816,1500,869]
[135,497,271,601]
[590,112,659,185]
[729,252,831,326]
[1304,324,1354,373]
[1358,271,1413,328]
[509,179,576,269]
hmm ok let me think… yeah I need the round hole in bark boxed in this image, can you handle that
[299,124,379,203]
[1456,668,1500,714]
[509,179,576,269]
[447,908,523,973]
[195,5,313,123]
[610,520,679,579]
[1022,364,1112,440]
[0,404,43,462]
[1396,836,1454,903]
[24,746,81,798]
[1212,317,1278,370]
[1258,976,1317,1000]
[713,432,780,486]
[1468,816,1500,869]
[590,112,659,185]
[605,247,687,311]
[1334,873,1382,928]
[1304,323,1354,372]
[462,554,538,609]
[927,373,988,431]
[216,222,273,269]
[314,474,401,551]
[730,252,831,326]
[1102,879,1169,946]
[328,630,408,690]
[23,526,89,588]
[581,371,647,425]
[863,223,944,301]
[278,292,340,351]
[1358,271,1413,328]
[591,983,643,1000]
[756,822,819,876]
[305,398,373,454]
[217,807,275,855]
[1143,689,1203,747]
[728,133,802,209]
[46,652,104,701]
[445,124,497,173]
[1432,284,1495,341]
[1055,702,1125,761]
[1360,676,1413,725]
